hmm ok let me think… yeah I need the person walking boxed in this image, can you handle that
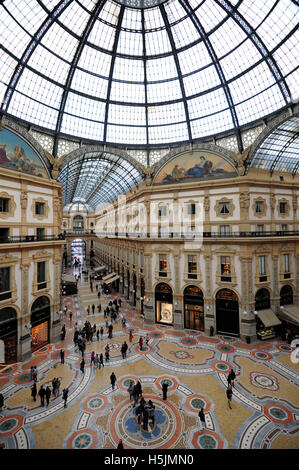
[136,404,143,425]
[38,385,46,407]
[136,380,142,400]
[100,326,104,340]
[162,381,169,400]
[139,336,143,351]
[55,378,61,397]
[0,393,4,412]
[87,305,90,315]
[31,382,37,402]
[121,342,126,360]
[45,386,51,407]
[129,329,133,342]
[227,384,233,409]
[90,351,95,366]
[127,381,134,401]
[94,353,99,369]
[32,366,37,383]
[80,358,85,373]
[132,384,138,408]
[96,329,100,341]
[145,334,150,345]
[92,304,95,314]
[148,400,155,425]
[69,311,73,323]
[143,406,149,431]
[105,345,110,362]
[230,368,236,387]
[110,372,117,390]
[198,407,206,432]
[99,353,104,368]
[60,349,65,364]
[62,388,68,408]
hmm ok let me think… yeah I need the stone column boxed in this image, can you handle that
[272,254,280,313]
[19,261,32,362]
[239,188,250,232]
[239,255,257,342]
[143,252,154,324]
[51,252,62,343]
[20,189,28,237]
[203,249,214,334]
[270,191,276,232]
[173,252,183,329]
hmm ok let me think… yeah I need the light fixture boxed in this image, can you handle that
[254,311,258,315]
[280,306,284,309]
[140,297,144,301]
[146,297,150,303]
[206,306,210,311]
[243,310,247,315]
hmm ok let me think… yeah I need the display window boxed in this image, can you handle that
[31,321,48,351]
[184,304,204,330]
[156,301,173,324]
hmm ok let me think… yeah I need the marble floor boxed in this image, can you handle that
[0,275,299,450]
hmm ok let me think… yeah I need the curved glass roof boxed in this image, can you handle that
[249,116,299,175]
[63,201,94,212]
[58,151,143,209]
[0,0,297,152]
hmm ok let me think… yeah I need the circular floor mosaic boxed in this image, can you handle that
[109,396,182,449]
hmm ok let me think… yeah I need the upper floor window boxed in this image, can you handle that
[219,202,230,214]
[283,254,290,274]
[36,228,45,240]
[220,225,230,236]
[188,255,197,279]
[35,202,45,215]
[0,198,9,213]
[37,261,46,290]
[187,203,196,215]
[0,266,11,300]
[159,255,167,276]
[258,255,267,282]
[158,206,167,217]
[279,202,287,214]
[220,256,231,281]
[255,201,263,213]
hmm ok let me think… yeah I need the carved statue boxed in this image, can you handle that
[21,191,28,209]
[230,146,251,176]
[240,192,250,209]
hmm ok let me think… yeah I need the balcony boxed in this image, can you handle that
[0,234,65,244]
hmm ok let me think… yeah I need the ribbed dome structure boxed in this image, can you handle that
[0,0,297,153]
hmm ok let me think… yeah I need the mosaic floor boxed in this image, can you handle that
[0,276,299,450]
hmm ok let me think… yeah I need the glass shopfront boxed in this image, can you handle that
[155,283,173,325]
[0,307,17,364]
[216,289,239,336]
[31,296,50,352]
[184,286,204,330]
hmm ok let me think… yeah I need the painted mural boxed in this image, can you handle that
[0,128,49,178]
[153,151,237,185]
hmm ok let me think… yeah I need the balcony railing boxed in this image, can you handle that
[82,230,299,239]
[0,234,65,244]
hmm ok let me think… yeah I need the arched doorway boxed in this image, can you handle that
[31,296,50,352]
[73,215,84,233]
[280,285,293,305]
[184,286,204,330]
[155,283,173,325]
[255,288,270,311]
[71,238,86,268]
[0,307,17,364]
[216,289,239,336]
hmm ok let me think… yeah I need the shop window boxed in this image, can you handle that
[159,255,167,277]
[221,256,231,282]
[0,267,11,301]
[188,255,197,279]
[35,202,45,215]
[37,261,47,290]
[0,198,9,213]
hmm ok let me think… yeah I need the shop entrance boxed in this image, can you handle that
[216,289,239,336]
[184,286,204,331]
[280,285,293,306]
[155,283,173,325]
[0,307,17,364]
[31,296,50,352]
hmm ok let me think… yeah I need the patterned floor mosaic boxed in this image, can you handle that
[0,274,299,450]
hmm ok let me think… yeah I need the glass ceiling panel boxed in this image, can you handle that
[0,0,297,150]
[250,117,299,174]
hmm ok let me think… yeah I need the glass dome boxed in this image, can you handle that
[63,202,94,213]
[0,0,297,152]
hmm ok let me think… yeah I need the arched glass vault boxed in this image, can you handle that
[0,0,297,153]
[58,152,144,209]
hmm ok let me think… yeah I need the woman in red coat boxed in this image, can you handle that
[129,330,133,342]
